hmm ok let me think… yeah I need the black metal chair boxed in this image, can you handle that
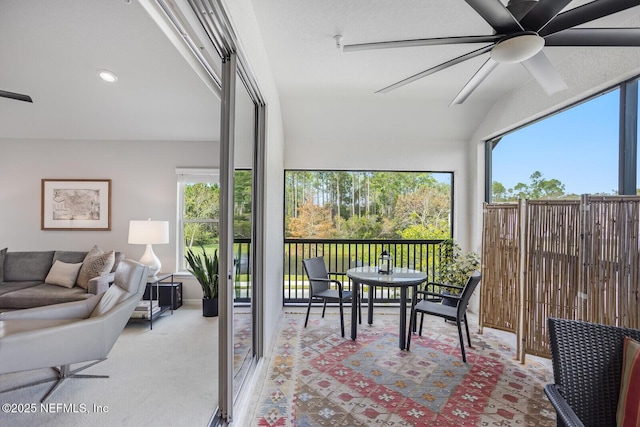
[544,317,640,427]
[406,271,481,362]
[302,256,361,337]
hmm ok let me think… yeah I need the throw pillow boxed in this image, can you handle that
[45,260,83,288]
[0,247,6,282]
[76,246,115,289]
[617,337,640,427]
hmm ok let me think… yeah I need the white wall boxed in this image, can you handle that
[0,138,219,300]
[282,95,474,248]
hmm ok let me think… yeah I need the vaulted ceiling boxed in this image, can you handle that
[1,0,639,143]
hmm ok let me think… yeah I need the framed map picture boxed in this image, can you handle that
[41,179,111,230]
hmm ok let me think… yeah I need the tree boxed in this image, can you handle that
[492,181,509,202]
[184,183,220,247]
[393,184,451,238]
[339,215,382,239]
[286,198,335,238]
[493,171,567,201]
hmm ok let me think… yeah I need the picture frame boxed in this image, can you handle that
[41,179,111,230]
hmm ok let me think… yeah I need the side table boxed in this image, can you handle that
[131,273,174,330]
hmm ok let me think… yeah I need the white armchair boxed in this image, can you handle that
[0,259,148,402]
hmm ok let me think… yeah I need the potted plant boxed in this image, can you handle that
[185,244,219,317]
[437,239,480,306]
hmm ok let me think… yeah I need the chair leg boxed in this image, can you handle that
[419,313,425,336]
[464,314,472,347]
[339,298,345,337]
[0,360,108,403]
[457,321,467,363]
[358,291,362,324]
[322,299,327,318]
[304,297,312,328]
[407,307,418,351]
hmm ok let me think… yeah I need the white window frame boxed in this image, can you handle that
[176,168,220,272]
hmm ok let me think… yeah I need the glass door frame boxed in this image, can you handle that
[210,6,266,424]
[142,0,266,423]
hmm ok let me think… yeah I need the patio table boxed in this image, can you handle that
[346,266,428,350]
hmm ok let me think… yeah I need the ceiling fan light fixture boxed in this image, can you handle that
[98,69,118,83]
[490,32,545,64]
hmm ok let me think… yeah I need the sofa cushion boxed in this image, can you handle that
[0,283,93,309]
[0,281,42,297]
[53,251,88,265]
[54,250,124,274]
[0,247,6,282]
[45,260,83,288]
[3,251,55,282]
[77,246,115,289]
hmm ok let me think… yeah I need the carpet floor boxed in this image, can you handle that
[252,311,556,426]
[0,301,219,427]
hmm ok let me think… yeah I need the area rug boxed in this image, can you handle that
[254,312,556,426]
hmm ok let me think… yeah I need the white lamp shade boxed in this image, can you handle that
[128,220,169,245]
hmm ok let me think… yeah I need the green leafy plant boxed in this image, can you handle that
[185,244,219,299]
[437,239,480,294]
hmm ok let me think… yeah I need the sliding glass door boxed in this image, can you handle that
[141,1,266,424]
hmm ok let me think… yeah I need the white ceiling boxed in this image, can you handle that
[1,0,639,143]
[250,0,640,140]
[0,0,220,141]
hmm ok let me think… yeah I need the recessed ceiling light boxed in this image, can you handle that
[98,70,118,83]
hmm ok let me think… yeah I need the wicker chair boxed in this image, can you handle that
[544,317,640,427]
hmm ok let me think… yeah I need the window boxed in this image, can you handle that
[489,88,620,202]
[176,168,220,272]
[284,170,453,239]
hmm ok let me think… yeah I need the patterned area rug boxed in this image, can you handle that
[254,312,555,426]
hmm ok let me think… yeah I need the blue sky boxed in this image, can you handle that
[492,89,622,195]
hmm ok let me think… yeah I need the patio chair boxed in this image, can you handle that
[302,256,361,337]
[406,271,481,362]
[544,317,640,427]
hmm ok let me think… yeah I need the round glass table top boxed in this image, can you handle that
[346,266,427,286]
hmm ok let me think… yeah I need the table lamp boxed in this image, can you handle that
[128,219,169,277]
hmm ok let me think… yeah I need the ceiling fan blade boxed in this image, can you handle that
[545,28,640,47]
[505,0,538,21]
[451,58,498,105]
[0,89,33,103]
[463,0,523,34]
[377,45,493,94]
[521,51,568,95]
[518,0,572,32]
[540,0,640,37]
[343,35,501,52]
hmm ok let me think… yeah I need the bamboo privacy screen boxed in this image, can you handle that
[481,196,640,362]
[480,204,520,334]
[582,196,640,329]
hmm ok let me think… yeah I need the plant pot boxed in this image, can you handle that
[202,297,219,317]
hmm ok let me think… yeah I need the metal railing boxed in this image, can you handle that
[284,239,445,304]
[234,239,251,302]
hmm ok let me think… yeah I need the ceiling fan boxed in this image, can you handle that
[0,89,32,103]
[343,0,640,104]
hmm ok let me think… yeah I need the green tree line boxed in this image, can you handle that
[285,171,452,239]
[492,170,615,202]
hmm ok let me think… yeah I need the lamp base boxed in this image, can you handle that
[139,244,161,277]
